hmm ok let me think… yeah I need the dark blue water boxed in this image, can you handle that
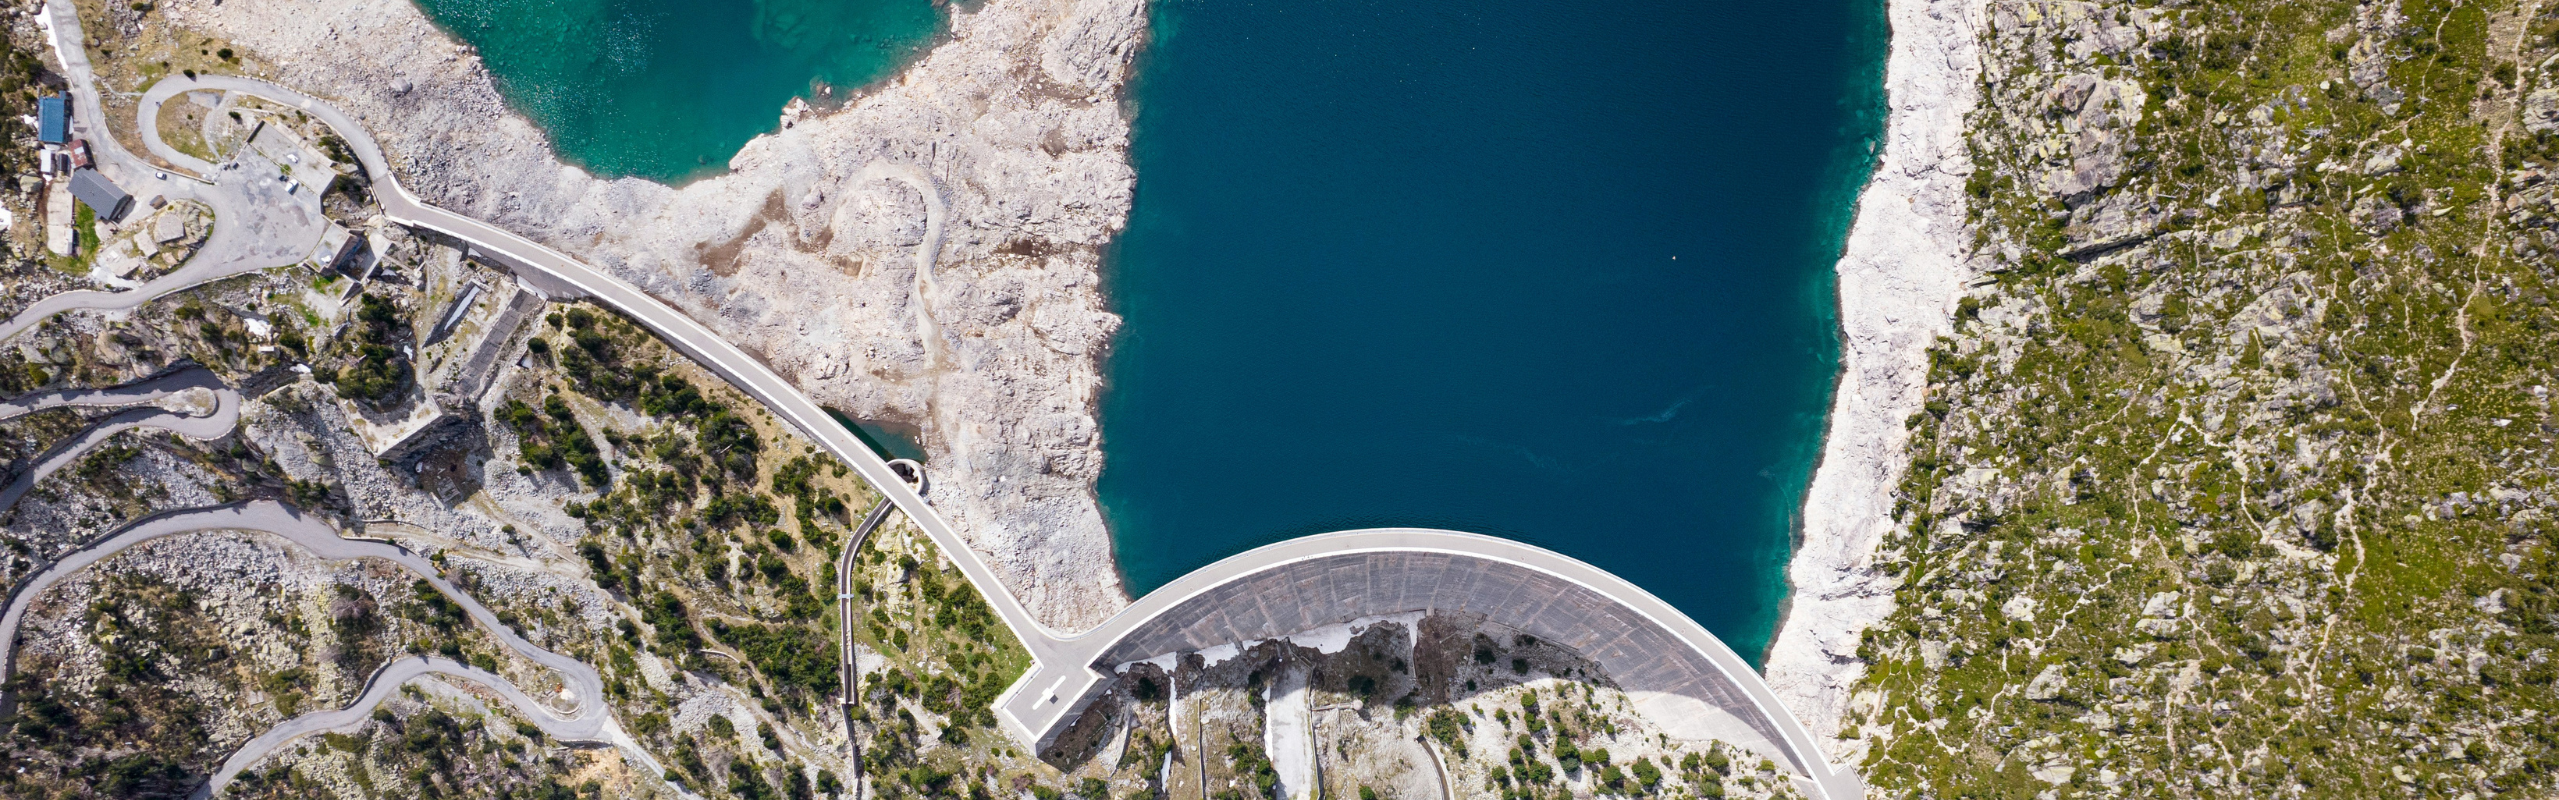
[1098,0,1887,659]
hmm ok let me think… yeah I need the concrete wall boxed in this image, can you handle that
[1092,549,1799,776]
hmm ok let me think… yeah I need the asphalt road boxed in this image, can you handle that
[195,655,556,799]
[155,72,1073,674]
[0,364,226,421]
[47,34,1864,800]
[0,500,671,797]
[0,2,328,346]
[0,366,238,518]
[155,75,1863,800]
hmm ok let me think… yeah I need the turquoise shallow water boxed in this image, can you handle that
[1099,0,1888,660]
[411,0,941,183]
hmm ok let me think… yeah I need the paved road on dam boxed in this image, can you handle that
[21,21,1867,800]
[0,366,239,518]
[143,73,1861,800]
[1010,529,1866,800]
[0,500,672,797]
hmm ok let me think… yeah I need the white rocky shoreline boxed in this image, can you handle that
[134,0,1975,756]
[151,0,1148,630]
[1762,0,1986,759]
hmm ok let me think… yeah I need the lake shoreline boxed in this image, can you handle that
[165,0,1149,631]
[1763,0,1988,759]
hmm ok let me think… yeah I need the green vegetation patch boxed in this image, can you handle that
[324,292,415,409]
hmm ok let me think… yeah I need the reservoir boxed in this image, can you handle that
[410,0,1887,659]
[1098,0,1886,658]
[410,0,941,183]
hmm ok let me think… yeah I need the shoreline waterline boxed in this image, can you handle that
[407,0,945,183]
[1096,0,1894,662]
[1763,0,1988,750]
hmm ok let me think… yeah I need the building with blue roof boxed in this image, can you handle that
[37,95,66,145]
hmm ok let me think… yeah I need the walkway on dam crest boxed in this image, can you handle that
[122,74,1863,800]
[1010,530,1867,800]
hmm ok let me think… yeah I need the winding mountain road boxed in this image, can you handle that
[0,500,672,797]
[24,9,1864,797]
[0,2,329,346]
[857,162,950,367]
[0,366,223,420]
[0,366,239,517]
[200,655,561,798]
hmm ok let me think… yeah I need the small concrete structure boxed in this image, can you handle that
[152,206,189,245]
[43,179,74,256]
[246,119,340,198]
[313,222,368,276]
[68,168,131,222]
[93,237,148,280]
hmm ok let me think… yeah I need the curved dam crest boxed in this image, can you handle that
[119,68,1865,796]
[204,0,1895,793]
[1098,0,1890,659]
[397,0,1891,654]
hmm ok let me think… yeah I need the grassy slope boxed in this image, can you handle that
[1851,1,2559,797]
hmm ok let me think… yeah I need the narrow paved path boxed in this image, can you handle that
[837,497,896,709]
[196,656,567,799]
[836,495,899,795]
[0,500,676,796]
[856,162,950,368]
[0,366,238,518]
[0,1,327,346]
